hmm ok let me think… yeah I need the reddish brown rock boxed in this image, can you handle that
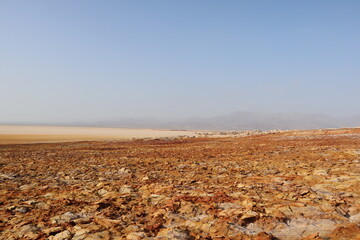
[0,128,359,239]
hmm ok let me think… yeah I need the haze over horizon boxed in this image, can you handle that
[1,1,360,123]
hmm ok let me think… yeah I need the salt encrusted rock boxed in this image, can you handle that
[119,167,132,174]
[126,232,146,240]
[84,231,110,240]
[156,228,192,239]
[43,227,64,235]
[1,128,360,240]
[49,230,72,240]
[50,212,83,224]
[123,225,142,233]
[15,206,30,213]
[15,224,40,238]
[119,185,135,194]
[72,226,91,240]
[314,169,329,176]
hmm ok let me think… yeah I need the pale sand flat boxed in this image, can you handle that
[0,125,196,144]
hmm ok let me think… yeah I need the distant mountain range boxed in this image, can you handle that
[90,112,360,131]
[3,112,359,131]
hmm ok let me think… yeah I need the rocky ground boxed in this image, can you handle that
[1,128,360,240]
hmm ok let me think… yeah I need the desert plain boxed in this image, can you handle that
[0,125,198,145]
[0,126,360,240]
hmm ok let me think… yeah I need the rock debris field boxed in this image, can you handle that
[1,128,360,240]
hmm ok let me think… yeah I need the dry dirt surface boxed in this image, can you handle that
[0,128,360,240]
[0,125,196,144]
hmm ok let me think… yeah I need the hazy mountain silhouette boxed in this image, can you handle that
[91,112,360,131]
[3,112,359,131]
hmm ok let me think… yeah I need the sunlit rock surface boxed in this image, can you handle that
[1,128,360,239]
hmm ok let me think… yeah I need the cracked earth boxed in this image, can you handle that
[1,128,360,240]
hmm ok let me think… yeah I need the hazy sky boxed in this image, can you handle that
[1,1,359,123]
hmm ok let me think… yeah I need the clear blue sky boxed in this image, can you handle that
[1,1,359,122]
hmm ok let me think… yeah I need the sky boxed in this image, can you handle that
[1,0,360,123]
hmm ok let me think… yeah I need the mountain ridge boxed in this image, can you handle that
[90,112,360,131]
[2,112,359,131]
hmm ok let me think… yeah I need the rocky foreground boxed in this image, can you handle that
[1,128,360,240]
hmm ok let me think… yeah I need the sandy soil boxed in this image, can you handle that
[0,125,196,144]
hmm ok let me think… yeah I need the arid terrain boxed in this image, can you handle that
[1,127,360,239]
[0,126,197,144]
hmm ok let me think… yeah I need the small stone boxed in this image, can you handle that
[126,232,146,240]
[301,233,322,240]
[43,227,64,235]
[149,194,167,205]
[7,205,16,211]
[254,232,279,240]
[337,206,349,217]
[241,210,259,224]
[241,199,255,209]
[119,167,132,174]
[23,200,38,205]
[72,228,89,240]
[313,169,328,176]
[82,223,102,232]
[51,212,82,224]
[16,224,40,238]
[35,202,50,210]
[44,192,54,198]
[236,183,246,188]
[141,175,150,181]
[94,216,122,228]
[50,230,72,240]
[0,173,16,179]
[98,188,108,196]
[350,213,360,223]
[119,185,135,194]
[157,228,192,240]
[84,231,110,240]
[73,216,92,224]
[340,192,354,197]
[299,189,310,196]
[19,184,34,191]
[16,206,30,213]
[123,225,141,234]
